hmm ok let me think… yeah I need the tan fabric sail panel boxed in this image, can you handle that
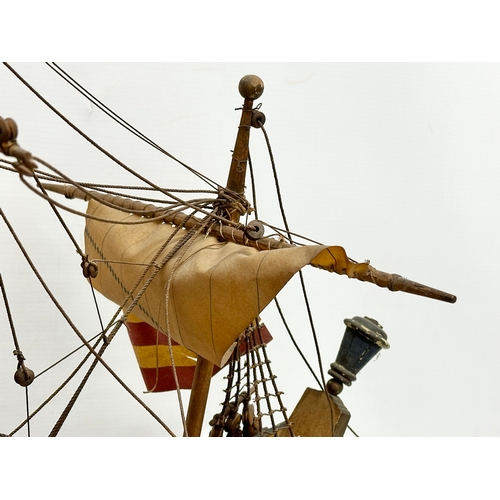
[84,200,330,366]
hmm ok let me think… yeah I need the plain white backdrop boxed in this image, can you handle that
[1,62,498,440]
[1,4,499,497]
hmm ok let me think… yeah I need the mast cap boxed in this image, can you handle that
[238,75,264,100]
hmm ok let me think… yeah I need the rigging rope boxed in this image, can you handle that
[3,63,228,213]
[259,125,326,384]
[260,124,338,437]
[259,126,360,438]
[45,62,221,191]
[0,273,32,436]
[0,208,176,436]
[160,214,214,436]
[33,174,85,257]
[2,64,362,436]
[34,329,109,380]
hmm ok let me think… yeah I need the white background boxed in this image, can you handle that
[1,4,498,497]
[1,62,497,440]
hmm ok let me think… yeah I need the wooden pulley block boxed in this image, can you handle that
[251,110,266,128]
[81,257,98,279]
[245,220,265,240]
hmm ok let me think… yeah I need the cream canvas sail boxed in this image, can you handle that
[85,200,337,366]
[84,196,455,366]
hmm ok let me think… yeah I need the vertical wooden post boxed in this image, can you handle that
[185,356,215,436]
[184,75,264,436]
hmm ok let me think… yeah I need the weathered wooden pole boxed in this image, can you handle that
[225,75,264,198]
[42,183,457,304]
[185,75,264,437]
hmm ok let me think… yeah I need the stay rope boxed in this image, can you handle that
[2,64,361,436]
[259,124,359,437]
[0,274,32,436]
[0,208,176,436]
[45,62,220,191]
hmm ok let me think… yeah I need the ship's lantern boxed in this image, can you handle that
[327,316,390,396]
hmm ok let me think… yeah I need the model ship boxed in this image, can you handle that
[0,66,456,437]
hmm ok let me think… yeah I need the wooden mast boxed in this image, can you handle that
[185,75,264,437]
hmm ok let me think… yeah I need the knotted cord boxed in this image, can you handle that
[0,273,32,436]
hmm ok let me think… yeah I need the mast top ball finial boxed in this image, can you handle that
[238,75,264,100]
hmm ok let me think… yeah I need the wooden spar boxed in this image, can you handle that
[355,269,457,303]
[41,182,457,304]
[40,183,285,250]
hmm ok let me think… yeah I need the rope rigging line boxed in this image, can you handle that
[33,329,111,380]
[247,151,259,219]
[0,273,22,354]
[33,174,85,257]
[259,124,360,438]
[0,208,176,436]
[259,125,325,381]
[159,214,214,436]
[88,278,107,343]
[73,185,218,206]
[24,387,30,437]
[259,124,337,436]
[19,170,180,227]
[0,273,32,436]
[49,211,205,436]
[2,162,218,206]
[3,63,227,210]
[273,297,322,388]
[10,336,102,436]
[45,62,222,192]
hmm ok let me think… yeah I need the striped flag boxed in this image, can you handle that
[125,314,272,392]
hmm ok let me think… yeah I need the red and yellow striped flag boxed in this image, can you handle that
[125,314,272,392]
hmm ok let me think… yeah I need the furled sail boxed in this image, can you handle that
[84,199,364,366]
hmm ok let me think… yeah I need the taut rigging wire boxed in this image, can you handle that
[0,208,176,436]
[45,62,221,191]
[2,64,360,436]
[0,274,32,436]
[3,63,245,223]
[259,124,359,436]
[259,124,326,387]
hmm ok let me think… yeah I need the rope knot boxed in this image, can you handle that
[13,349,25,362]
